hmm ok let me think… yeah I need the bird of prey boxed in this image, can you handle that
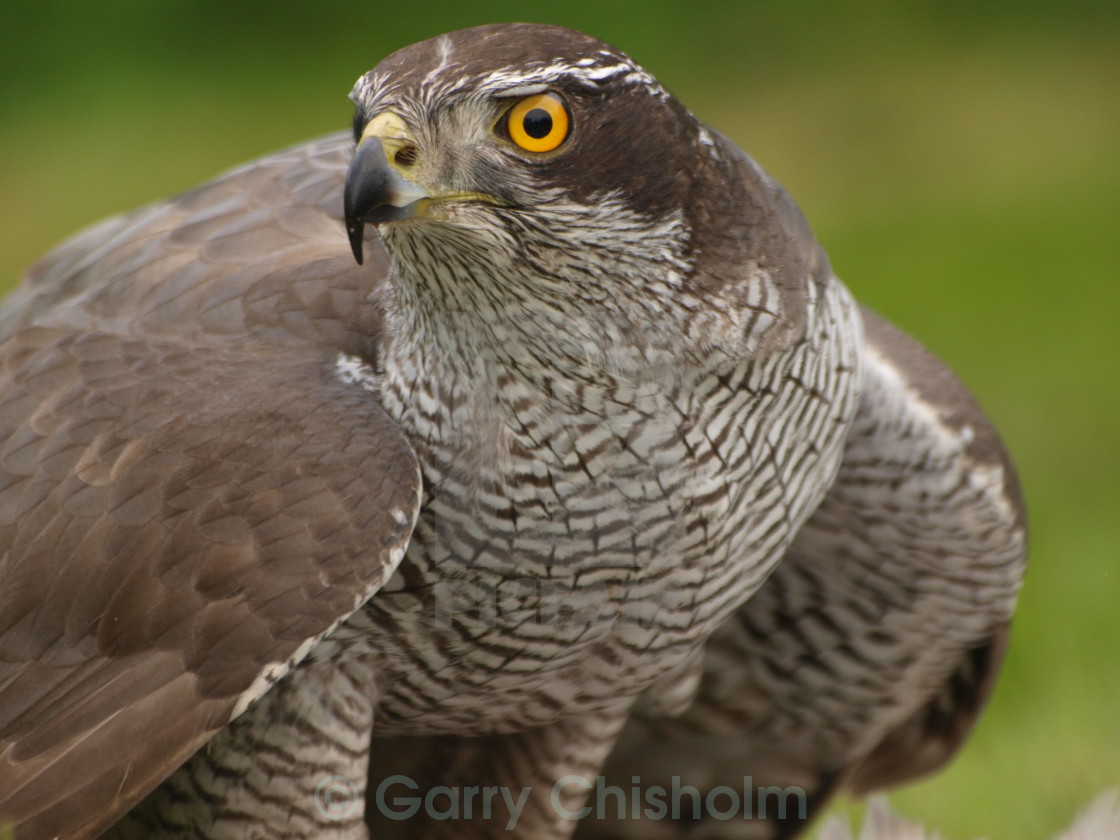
[0,23,1026,840]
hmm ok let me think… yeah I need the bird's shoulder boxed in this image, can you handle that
[684,126,838,357]
[1,132,388,359]
[855,305,1026,532]
[0,132,424,839]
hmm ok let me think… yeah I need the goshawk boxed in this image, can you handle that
[0,23,1026,840]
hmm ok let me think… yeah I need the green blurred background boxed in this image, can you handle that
[1,1,1117,837]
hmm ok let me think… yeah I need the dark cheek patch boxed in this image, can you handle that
[545,90,695,218]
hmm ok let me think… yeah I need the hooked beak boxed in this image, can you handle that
[344,118,429,264]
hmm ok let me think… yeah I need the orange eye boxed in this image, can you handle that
[506,93,570,153]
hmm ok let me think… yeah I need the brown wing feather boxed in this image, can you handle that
[0,134,421,838]
[0,133,389,355]
[0,330,419,839]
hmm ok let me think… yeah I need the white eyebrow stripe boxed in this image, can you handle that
[352,52,671,112]
[471,60,668,102]
[493,83,551,98]
[580,61,636,81]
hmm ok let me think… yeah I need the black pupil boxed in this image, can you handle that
[523,108,553,139]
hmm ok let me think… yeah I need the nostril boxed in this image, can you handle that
[394,145,418,167]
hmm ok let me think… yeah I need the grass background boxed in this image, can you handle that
[1,1,1117,837]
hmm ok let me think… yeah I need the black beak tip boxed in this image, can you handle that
[346,220,365,265]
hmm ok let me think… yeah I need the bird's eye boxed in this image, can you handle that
[504,93,570,153]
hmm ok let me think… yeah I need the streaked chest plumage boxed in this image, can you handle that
[336,268,863,736]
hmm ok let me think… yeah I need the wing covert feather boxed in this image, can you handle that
[0,134,421,839]
[0,132,390,357]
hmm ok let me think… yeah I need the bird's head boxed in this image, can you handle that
[345,23,700,255]
[345,23,826,363]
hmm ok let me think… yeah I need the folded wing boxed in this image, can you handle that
[0,135,421,839]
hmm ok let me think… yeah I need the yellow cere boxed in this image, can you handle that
[506,93,570,153]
